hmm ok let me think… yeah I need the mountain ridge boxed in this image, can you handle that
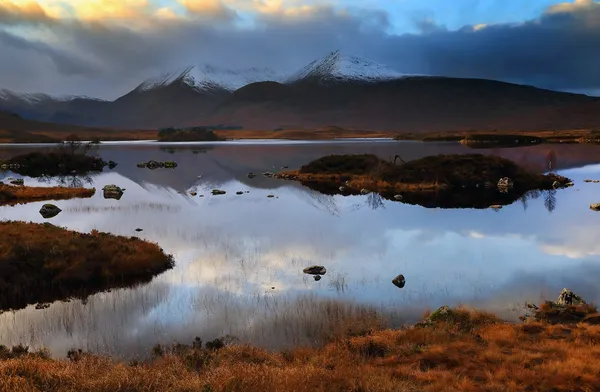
[2,50,600,132]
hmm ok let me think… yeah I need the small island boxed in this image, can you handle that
[0,221,174,312]
[276,154,572,208]
[0,184,96,205]
[157,126,226,142]
[1,137,115,177]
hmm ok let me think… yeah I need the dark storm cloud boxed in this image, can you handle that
[0,1,599,98]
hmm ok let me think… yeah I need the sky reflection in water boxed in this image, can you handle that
[1,140,600,358]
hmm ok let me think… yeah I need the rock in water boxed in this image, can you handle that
[39,204,62,219]
[212,189,226,195]
[394,194,403,200]
[314,275,322,281]
[590,203,600,211]
[303,265,327,275]
[9,178,24,186]
[102,184,124,200]
[392,274,406,288]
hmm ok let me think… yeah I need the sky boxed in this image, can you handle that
[0,0,599,99]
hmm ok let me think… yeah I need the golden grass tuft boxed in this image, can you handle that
[0,184,96,206]
[2,307,600,391]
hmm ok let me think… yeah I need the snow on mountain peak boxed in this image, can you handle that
[136,64,285,93]
[288,50,415,83]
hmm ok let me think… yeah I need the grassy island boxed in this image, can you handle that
[158,127,225,142]
[0,221,174,312]
[2,297,600,392]
[276,154,571,208]
[0,184,96,205]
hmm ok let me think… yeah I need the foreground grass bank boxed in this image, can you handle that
[2,304,600,392]
[0,184,95,205]
[0,221,174,312]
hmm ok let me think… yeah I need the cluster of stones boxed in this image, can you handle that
[136,160,177,169]
[0,163,21,170]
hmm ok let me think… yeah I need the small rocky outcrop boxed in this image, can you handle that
[303,265,327,275]
[107,161,118,169]
[248,173,256,179]
[103,184,124,200]
[314,275,322,281]
[590,203,600,211]
[267,194,275,198]
[39,204,62,219]
[190,192,197,196]
[236,191,244,195]
[392,274,406,288]
[521,288,598,325]
[212,189,226,195]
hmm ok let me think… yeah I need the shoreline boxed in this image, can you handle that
[1,295,599,391]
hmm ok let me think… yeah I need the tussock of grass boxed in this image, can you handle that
[0,221,174,312]
[0,184,95,205]
[2,307,600,391]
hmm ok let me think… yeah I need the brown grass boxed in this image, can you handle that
[2,307,600,391]
[0,184,96,205]
[214,127,396,140]
[278,172,443,192]
[396,129,600,144]
[0,221,174,312]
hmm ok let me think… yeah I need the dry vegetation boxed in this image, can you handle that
[0,184,95,205]
[0,221,174,312]
[215,126,396,140]
[2,307,600,391]
[395,129,600,144]
[278,154,570,195]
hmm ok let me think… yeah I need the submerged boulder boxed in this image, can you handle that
[39,204,62,219]
[303,265,327,275]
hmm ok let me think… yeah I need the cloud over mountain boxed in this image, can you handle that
[0,0,599,99]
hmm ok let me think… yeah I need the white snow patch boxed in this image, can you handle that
[288,50,425,83]
[136,64,286,92]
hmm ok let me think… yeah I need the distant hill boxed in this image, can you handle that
[2,50,600,132]
[0,111,154,143]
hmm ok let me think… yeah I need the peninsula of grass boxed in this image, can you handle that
[276,154,571,208]
[3,302,600,392]
[0,184,96,205]
[0,221,174,312]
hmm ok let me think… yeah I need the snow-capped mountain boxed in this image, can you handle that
[287,50,418,84]
[134,64,286,93]
[0,89,105,104]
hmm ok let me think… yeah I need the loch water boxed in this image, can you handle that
[1,140,600,358]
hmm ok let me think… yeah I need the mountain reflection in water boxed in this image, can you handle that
[1,140,600,359]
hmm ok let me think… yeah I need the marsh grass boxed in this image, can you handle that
[0,184,95,205]
[0,221,174,312]
[2,307,600,391]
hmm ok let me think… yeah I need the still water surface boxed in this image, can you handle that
[1,140,600,358]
